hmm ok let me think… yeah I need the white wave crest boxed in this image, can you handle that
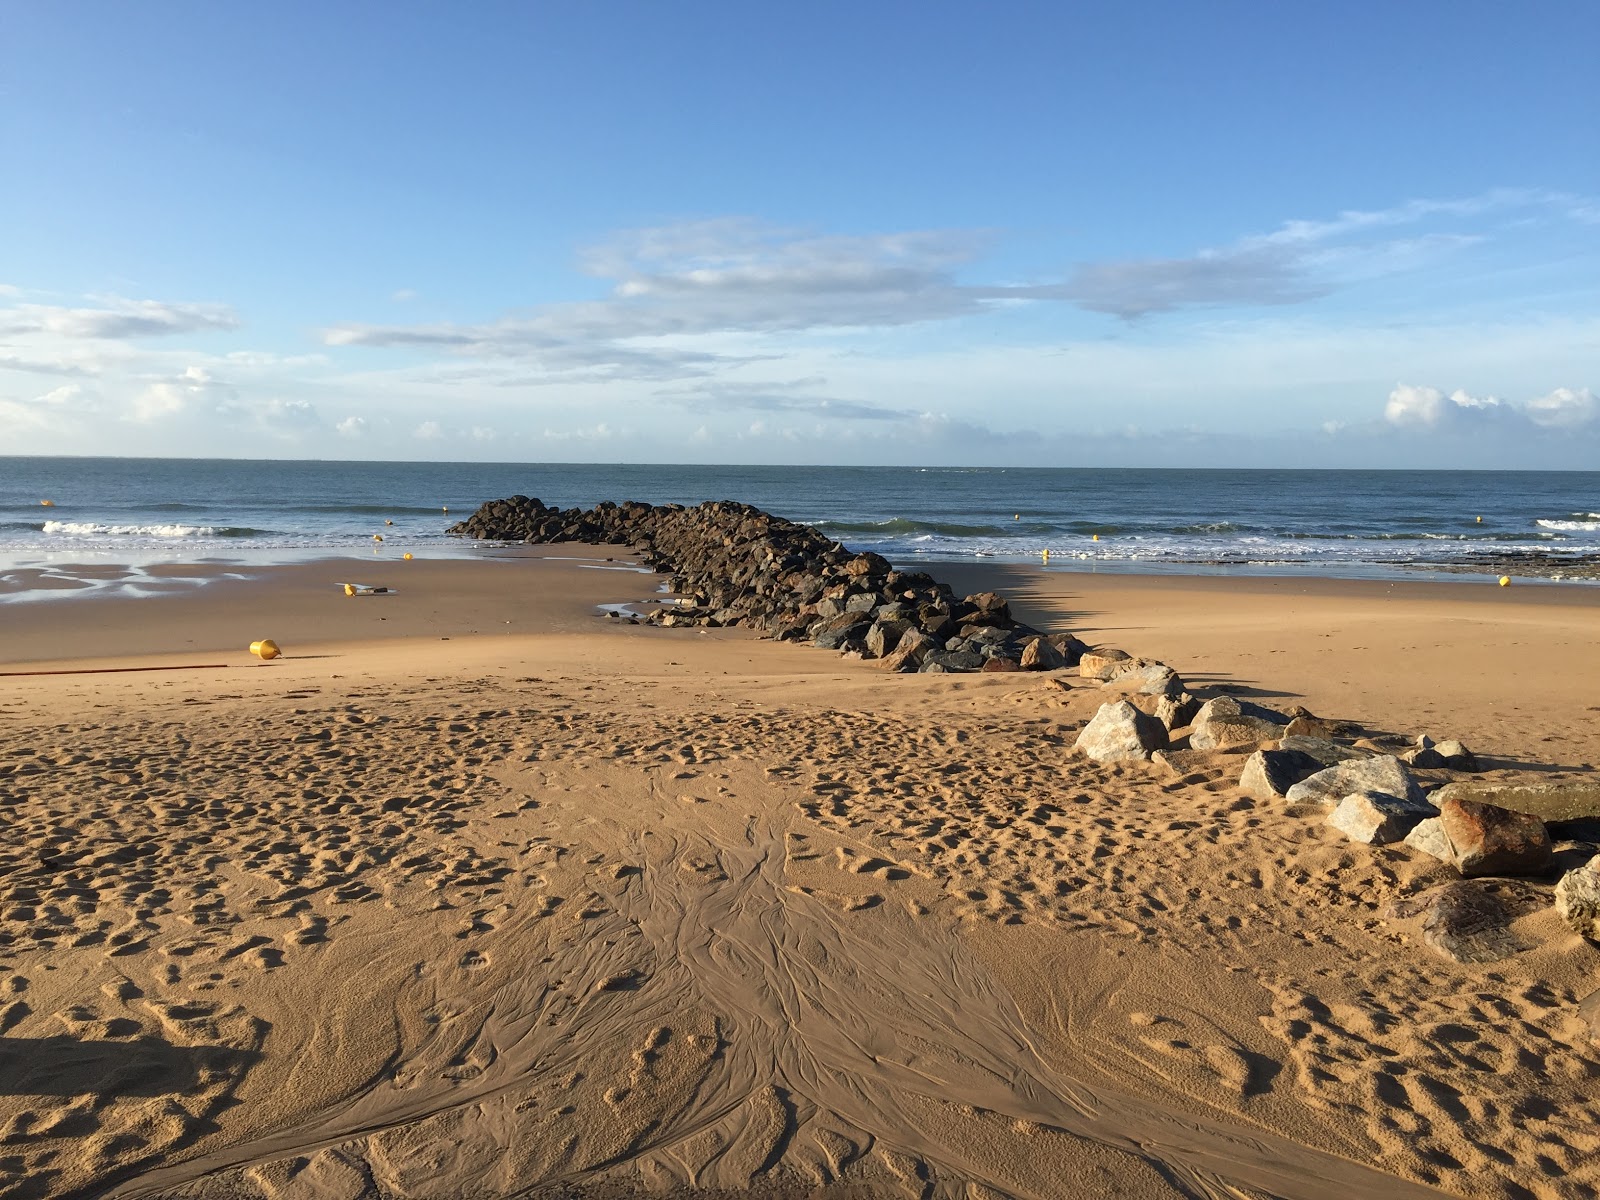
[1535,519,1600,532]
[43,520,219,538]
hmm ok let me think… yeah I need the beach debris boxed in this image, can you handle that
[1188,696,1291,751]
[1074,700,1168,763]
[1554,855,1600,939]
[1283,755,1424,810]
[249,639,281,661]
[1328,789,1435,844]
[1403,796,1553,877]
[1387,881,1526,963]
[341,583,392,596]
[1238,747,1326,800]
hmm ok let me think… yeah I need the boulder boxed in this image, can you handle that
[1104,661,1183,697]
[864,619,910,659]
[1283,713,1361,740]
[1074,701,1168,763]
[1189,696,1290,751]
[1403,797,1553,877]
[1328,790,1435,845]
[1435,740,1480,772]
[980,656,1022,673]
[1386,881,1525,964]
[813,613,872,651]
[923,649,985,673]
[1153,691,1201,731]
[1078,649,1132,681]
[880,628,934,673]
[1019,637,1067,671]
[1238,748,1325,800]
[1283,755,1424,810]
[1554,855,1600,939]
[1278,736,1365,767]
[1427,780,1600,823]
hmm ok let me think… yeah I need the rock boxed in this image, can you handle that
[1074,701,1168,763]
[1404,746,1448,769]
[1404,817,1455,862]
[1428,780,1600,823]
[924,649,985,672]
[864,620,910,659]
[1386,881,1525,963]
[881,628,934,673]
[1078,649,1132,681]
[1404,797,1553,877]
[813,613,872,651]
[980,657,1022,673]
[1049,633,1089,667]
[1328,790,1435,844]
[1283,713,1361,739]
[1284,755,1424,810]
[1153,691,1201,731]
[844,592,879,614]
[1104,661,1183,697]
[1435,740,1480,772]
[1278,735,1365,766]
[1238,748,1325,800]
[1554,855,1600,939]
[1019,638,1068,671]
[1189,696,1290,751]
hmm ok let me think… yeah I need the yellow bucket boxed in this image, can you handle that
[249,639,281,660]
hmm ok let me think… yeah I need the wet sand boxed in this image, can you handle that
[2,555,1597,1200]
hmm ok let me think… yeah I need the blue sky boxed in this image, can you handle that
[2,2,1597,465]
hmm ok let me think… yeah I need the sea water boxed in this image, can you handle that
[2,458,1598,591]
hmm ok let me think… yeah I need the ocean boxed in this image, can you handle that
[3,458,1599,592]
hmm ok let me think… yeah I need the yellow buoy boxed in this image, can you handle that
[385,519,393,526]
[1041,548,1050,563]
[372,534,383,542]
[1476,516,1482,523]
[249,639,281,660]
[1092,533,1099,542]
[40,499,54,507]
[344,583,357,596]
[1014,513,1019,520]
[403,552,413,561]
[1498,575,1511,587]
[442,505,448,513]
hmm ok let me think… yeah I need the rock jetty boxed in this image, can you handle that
[451,496,1084,673]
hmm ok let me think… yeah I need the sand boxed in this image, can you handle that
[2,553,1598,1200]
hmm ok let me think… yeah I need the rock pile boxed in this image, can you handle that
[451,496,1084,673]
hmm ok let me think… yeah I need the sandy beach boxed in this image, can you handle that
[2,552,1598,1200]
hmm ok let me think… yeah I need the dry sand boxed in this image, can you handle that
[1,553,1597,1200]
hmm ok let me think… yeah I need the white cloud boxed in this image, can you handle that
[1383,383,1595,432]
[1523,386,1597,429]
[413,420,443,439]
[1,297,239,339]
[336,415,366,437]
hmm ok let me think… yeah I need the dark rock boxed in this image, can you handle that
[881,628,935,673]
[980,657,1022,673]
